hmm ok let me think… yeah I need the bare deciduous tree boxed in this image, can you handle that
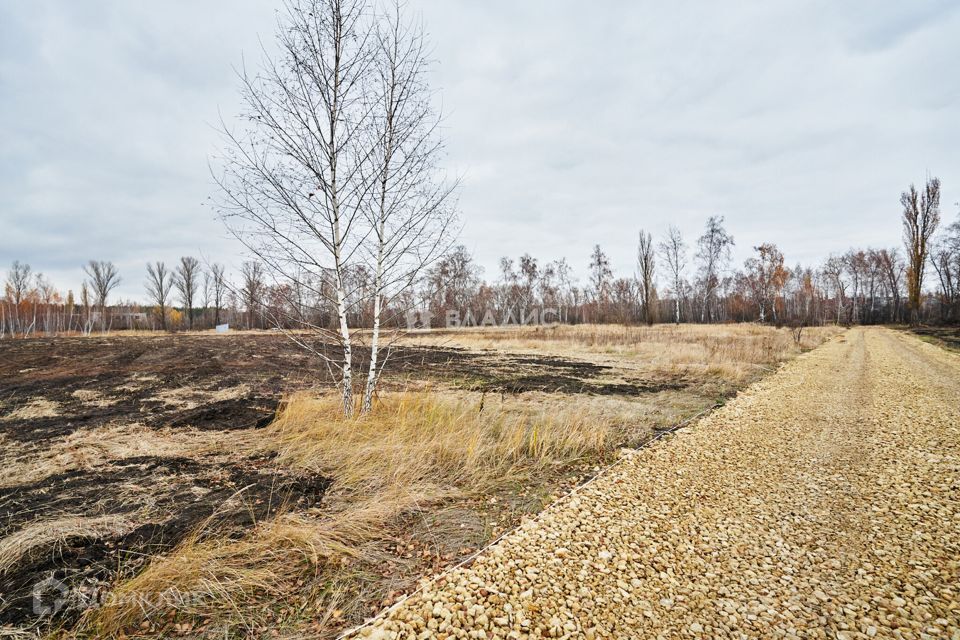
[83,260,121,332]
[658,226,686,324]
[174,256,201,330]
[588,245,612,322]
[210,263,227,326]
[145,261,173,330]
[215,0,378,416]
[240,261,265,330]
[876,248,904,323]
[359,3,457,412]
[636,230,656,325]
[4,261,32,336]
[695,216,734,323]
[901,177,941,324]
[215,0,454,416]
[79,282,93,335]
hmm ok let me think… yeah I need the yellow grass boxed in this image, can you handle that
[266,390,633,494]
[70,389,119,407]
[76,392,638,636]
[1,397,61,420]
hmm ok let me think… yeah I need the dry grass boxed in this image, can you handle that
[70,389,119,407]
[153,383,250,409]
[266,390,635,494]
[0,422,247,488]
[0,515,135,577]
[75,486,449,637]
[407,323,841,383]
[1,397,61,421]
[75,392,640,636]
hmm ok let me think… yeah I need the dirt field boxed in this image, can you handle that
[351,327,960,639]
[0,325,838,637]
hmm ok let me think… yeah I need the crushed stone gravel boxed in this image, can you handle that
[346,328,960,639]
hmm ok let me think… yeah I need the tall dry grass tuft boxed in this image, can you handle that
[266,390,625,494]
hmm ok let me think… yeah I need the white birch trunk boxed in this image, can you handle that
[362,286,382,413]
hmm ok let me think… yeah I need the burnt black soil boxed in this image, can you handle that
[0,333,690,629]
[0,335,675,443]
[909,325,960,352]
[0,454,328,625]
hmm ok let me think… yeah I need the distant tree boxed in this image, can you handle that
[588,245,613,321]
[695,216,734,323]
[424,245,482,323]
[173,256,201,330]
[83,260,121,332]
[4,261,32,336]
[821,256,848,324]
[658,226,686,324]
[240,261,265,330]
[611,277,638,324]
[552,258,575,323]
[210,263,227,326]
[517,254,539,321]
[79,282,93,335]
[145,261,173,330]
[875,248,904,323]
[901,177,941,324]
[744,243,789,323]
[930,213,960,322]
[636,230,656,325]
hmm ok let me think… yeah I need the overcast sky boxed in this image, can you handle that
[2,1,959,300]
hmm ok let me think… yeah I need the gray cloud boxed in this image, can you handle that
[2,1,959,299]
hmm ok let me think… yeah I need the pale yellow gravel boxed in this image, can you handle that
[348,328,960,639]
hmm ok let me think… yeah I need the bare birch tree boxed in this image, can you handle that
[240,261,265,330]
[5,261,32,336]
[636,230,656,325]
[359,2,457,412]
[214,0,377,415]
[658,226,686,324]
[744,243,788,324]
[215,0,455,416]
[695,216,734,323]
[901,177,941,324]
[145,261,173,330]
[83,260,120,332]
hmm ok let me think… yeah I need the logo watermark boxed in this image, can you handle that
[32,577,211,618]
[32,577,69,616]
[406,307,559,330]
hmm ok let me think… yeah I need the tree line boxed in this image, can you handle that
[4,175,958,340]
[424,180,958,328]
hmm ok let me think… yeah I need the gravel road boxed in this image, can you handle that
[350,328,960,639]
